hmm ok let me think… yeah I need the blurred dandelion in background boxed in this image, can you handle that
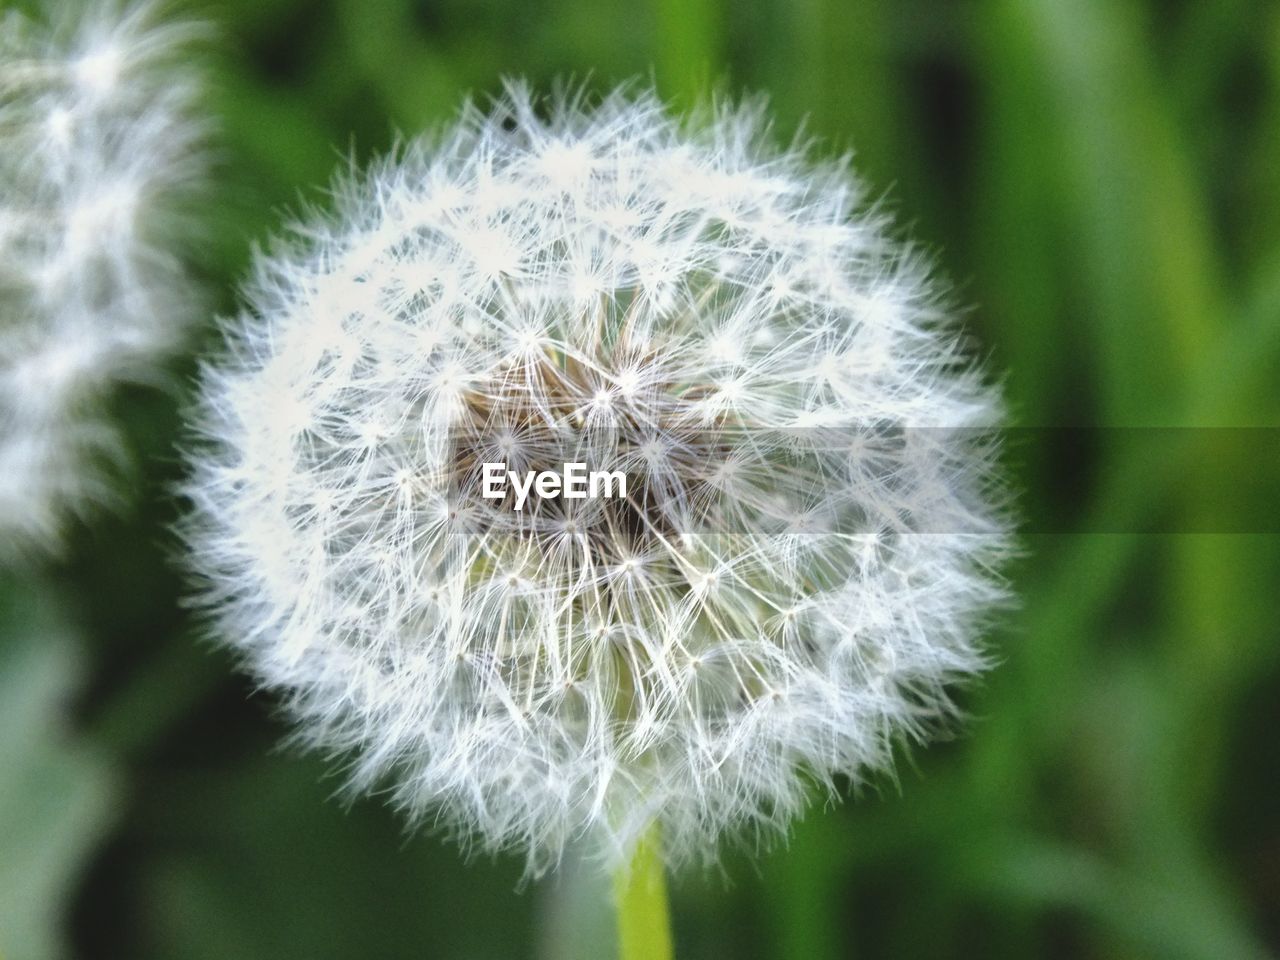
[0,1,206,555]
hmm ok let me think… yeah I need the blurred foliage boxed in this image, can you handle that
[0,587,117,960]
[2,0,1279,957]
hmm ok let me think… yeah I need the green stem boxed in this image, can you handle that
[613,823,674,960]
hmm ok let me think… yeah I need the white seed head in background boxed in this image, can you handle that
[183,83,1012,875]
[0,1,206,555]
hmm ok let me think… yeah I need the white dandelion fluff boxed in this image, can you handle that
[0,1,205,554]
[183,83,1010,874]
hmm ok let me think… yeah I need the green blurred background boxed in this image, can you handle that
[3,0,1280,957]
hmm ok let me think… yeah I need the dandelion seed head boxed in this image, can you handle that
[185,82,1011,874]
[0,1,206,555]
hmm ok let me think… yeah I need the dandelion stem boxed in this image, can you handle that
[613,823,674,960]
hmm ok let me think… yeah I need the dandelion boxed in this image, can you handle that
[183,83,1010,896]
[0,1,205,555]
